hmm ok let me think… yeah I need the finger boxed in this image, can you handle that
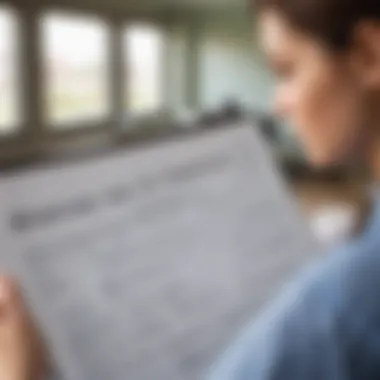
[0,277,43,347]
[0,277,17,311]
[0,276,26,326]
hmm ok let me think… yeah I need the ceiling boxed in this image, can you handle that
[29,0,248,14]
[110,0,246,11]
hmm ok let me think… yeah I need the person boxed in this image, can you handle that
[0,276,47,380]
[207,0,380,379]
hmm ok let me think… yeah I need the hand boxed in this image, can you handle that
[0,276,49,380]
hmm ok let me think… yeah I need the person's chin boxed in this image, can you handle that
[307,151,343,171]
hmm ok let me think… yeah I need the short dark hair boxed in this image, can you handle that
[255,0,380,50]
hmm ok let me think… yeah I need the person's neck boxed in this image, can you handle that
[367,95,380,180]
[370,136,380,181]
[349,128,380,236]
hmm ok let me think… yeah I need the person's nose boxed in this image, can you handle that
[273,87,292,119]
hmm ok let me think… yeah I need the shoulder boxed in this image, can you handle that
[283,236,380,330]
[296,195,380,319]
[207,239,380,380]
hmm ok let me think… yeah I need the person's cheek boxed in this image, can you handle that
[290,77,323,160]
[293,66,345,166]
[312,72,364,165]
[328,89,367,164]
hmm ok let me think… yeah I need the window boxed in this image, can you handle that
[42,13,110,127]
[123,25,164,114]
[0,6,20,133]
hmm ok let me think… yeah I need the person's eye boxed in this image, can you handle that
[275,63,294,80]
[269,56,294,79]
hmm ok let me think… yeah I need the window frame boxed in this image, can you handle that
[0,4,171,166]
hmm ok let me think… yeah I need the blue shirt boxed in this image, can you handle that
[207,199,380,380]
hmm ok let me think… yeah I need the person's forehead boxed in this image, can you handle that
[258,11,306,56]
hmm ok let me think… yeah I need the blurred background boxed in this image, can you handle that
[0,0,368,245]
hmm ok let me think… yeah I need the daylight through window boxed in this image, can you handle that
[123,25,164,114]
[42,13,110,127]
[0,6,21,133]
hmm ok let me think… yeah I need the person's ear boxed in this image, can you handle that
[350,21,380,89]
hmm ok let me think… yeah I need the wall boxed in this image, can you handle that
[197,12,274,112]
[164,21,189,113]
[165,10,275,114]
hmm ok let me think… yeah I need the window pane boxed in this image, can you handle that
[42,14,109,127]
[0,6,20,133]
[124,25,164,114]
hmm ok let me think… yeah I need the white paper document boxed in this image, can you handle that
[0,123,320,380]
